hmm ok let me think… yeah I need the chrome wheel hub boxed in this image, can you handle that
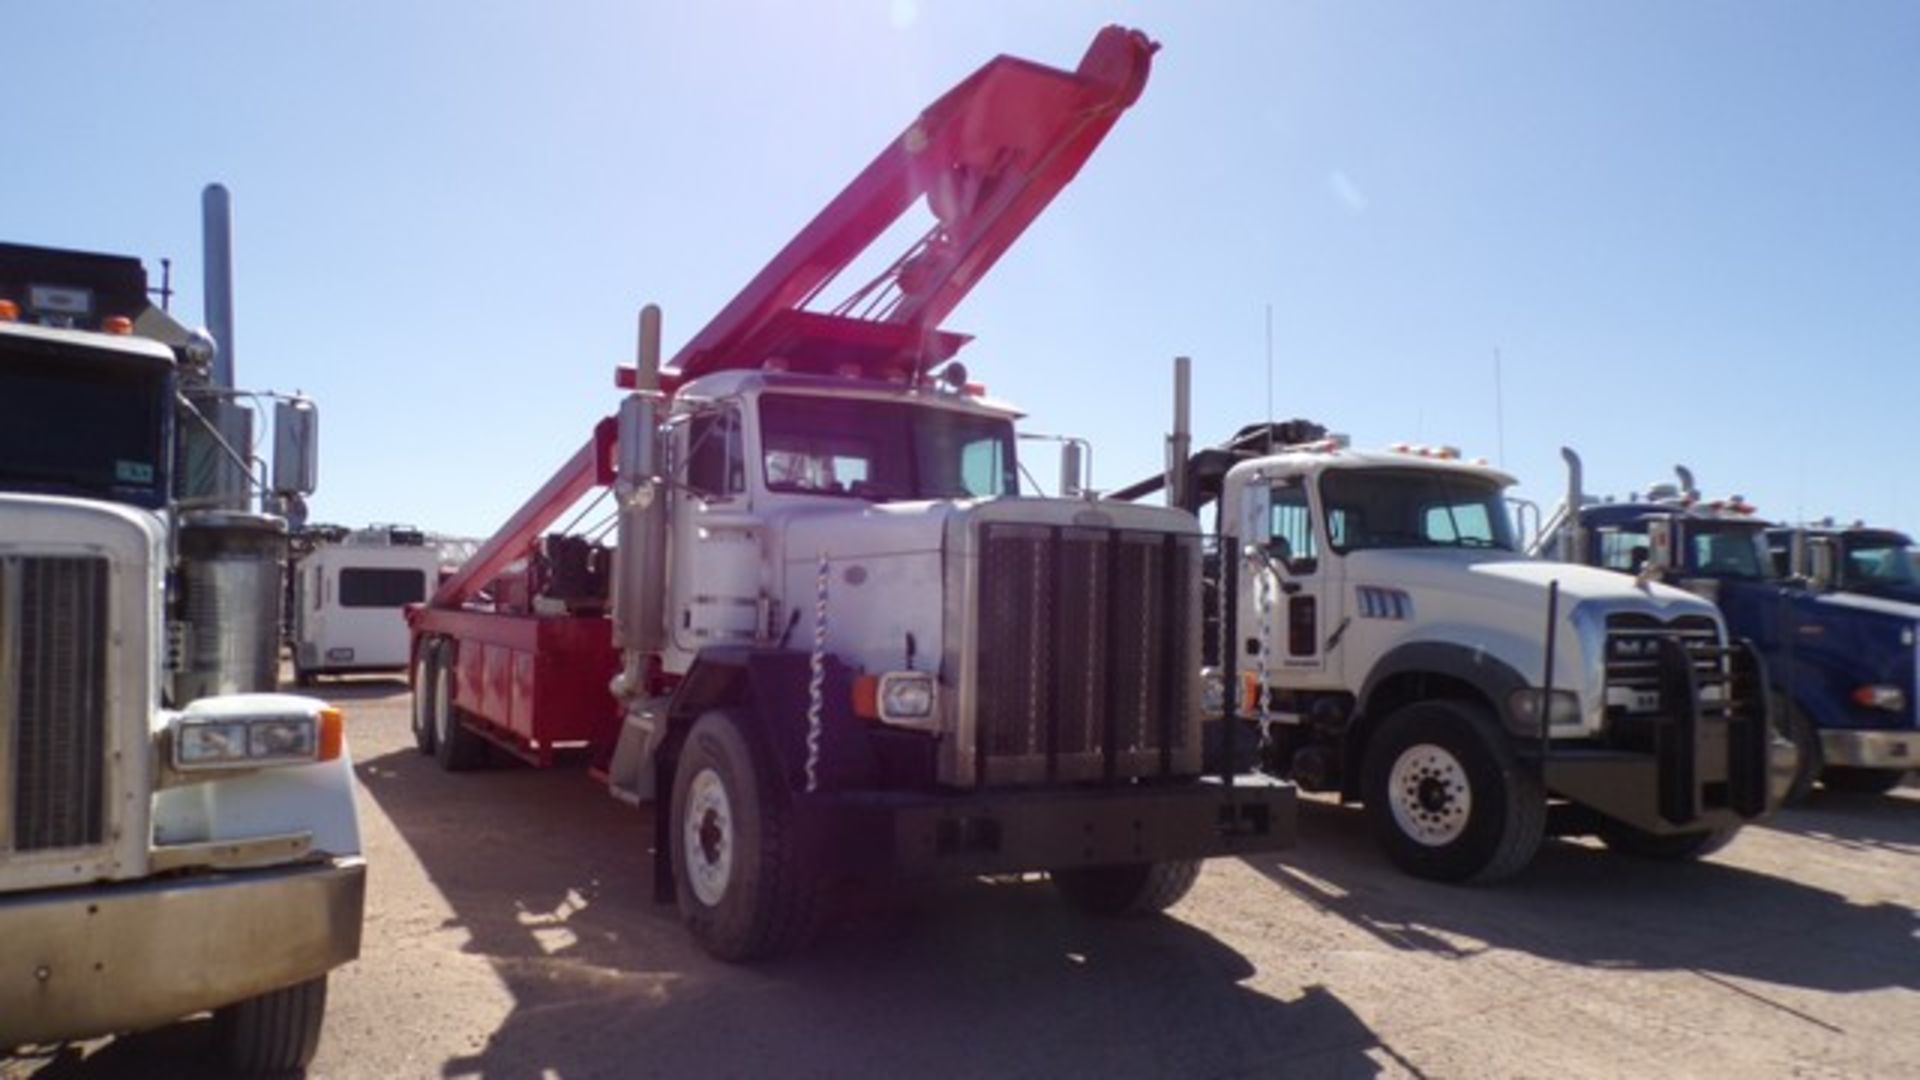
[1388,743,1472,846]
[684,767,735,906]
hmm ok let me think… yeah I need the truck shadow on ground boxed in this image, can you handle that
[1247,796,1920,996]
[353,745,1404,1080]
[1756,786,1920,855]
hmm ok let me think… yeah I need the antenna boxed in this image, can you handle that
[1493,347,1506,468]
[1264,303,1275,453]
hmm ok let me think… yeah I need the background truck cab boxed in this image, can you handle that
[1541,454,1918,799]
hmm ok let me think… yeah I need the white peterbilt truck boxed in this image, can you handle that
[1116,361,1786,881]
[408,28,1293,962]
[0,190,363,1072]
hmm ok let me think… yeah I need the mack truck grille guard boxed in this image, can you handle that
[973,523,1199,786]
[0,556,110,853]
[1602,612,1770,824]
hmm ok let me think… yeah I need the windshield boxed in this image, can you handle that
[0,339,171,508]
[1686,523,1770,580]
[1319,467,1516,553]
[1843,537,1920,588]
[758,393,1017,501]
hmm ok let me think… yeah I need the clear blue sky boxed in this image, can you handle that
[10,2,1918,538]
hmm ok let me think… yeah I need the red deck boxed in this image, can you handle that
[412,607,620,765]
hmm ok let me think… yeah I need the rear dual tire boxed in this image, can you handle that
[417,640,486,771]
[1052,860,1201,916]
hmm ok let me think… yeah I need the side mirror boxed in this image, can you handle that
[1236,476,1271,551]
[1808,537,1837,591]
[271,398,319,497]
[1641,518,1676,582]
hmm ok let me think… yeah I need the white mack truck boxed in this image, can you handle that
[0,189,364,1072]
[1116,361,1785,882]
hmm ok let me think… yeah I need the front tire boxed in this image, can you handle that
[1362,699,1546,883]
[670,711,826,962]
[1053,860,1201,916]
[1596,820,1739,860]
[212,975,328,1074]
[1772,691,1819,804]
[1821,766,1908,795]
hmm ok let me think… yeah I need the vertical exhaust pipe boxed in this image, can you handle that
[202,183,235,389]
[1674,465,1698,501]
[1559,446,1586,562]
[1166,356,1192,511]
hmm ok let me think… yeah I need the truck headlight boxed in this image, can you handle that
[1199,667,1227,719]
[1506,688,1582,735]
[1851,684,1908,712]
[170,697,344,771]
[878,671,938,730]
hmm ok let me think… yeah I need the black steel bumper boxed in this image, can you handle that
[1542,637,1781,835]
[813,775,1296,879]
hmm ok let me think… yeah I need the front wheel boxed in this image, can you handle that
[1772,691,1820,804]
[670,711,826,962]
[1821,766,1909,795]
[1596,820,1739,860]
[211,975,328,1074]
[1362,699,1546,883]
[1053,860,1201,916]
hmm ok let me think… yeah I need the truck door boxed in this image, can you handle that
[667,406,761,656]
[1246,476,1335,684]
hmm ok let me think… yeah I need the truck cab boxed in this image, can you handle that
[1542,455,1918,799]
[1768,523,1920,605]
[0,227,363,1072]
[1125,398,1781,884]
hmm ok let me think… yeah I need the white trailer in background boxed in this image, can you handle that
[292,526,441,684]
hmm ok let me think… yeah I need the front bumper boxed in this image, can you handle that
[1821,730,1920,771]
[820,775,1296,878]
[0,856,365,1047]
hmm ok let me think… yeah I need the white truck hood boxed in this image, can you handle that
[1346,547,1717,622]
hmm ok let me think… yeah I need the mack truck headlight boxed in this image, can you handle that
[1200,667,1227,720]
[1506,688,1582,734]
[170,695,345,771]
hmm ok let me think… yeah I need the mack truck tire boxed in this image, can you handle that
[1821,767,1909,795]
[411,643,439,755]
[212,975,328,1074]
[432,648,487,772]
[1362,700,1546,883]
[1053,859,1202,916]
[1596,820,1739,860]
[671,711,827,962]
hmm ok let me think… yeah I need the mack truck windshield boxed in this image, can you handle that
[1541,454,1918,801]
[0,195,364,1074]
[1115,361,1785,883]
[405,27,1293,963]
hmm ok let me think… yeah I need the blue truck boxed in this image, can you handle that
[1535,451,1918,801]
[1767,522,1920,606]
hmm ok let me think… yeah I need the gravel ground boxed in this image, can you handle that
[9,677,1917,1078]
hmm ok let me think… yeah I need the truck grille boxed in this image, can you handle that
[973,524,1198,784]
[1602,612,1722,717]
[2,556,110,852]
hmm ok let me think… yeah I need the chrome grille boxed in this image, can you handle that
[974,524,1197,784]
[3,555,110,852]
[1603,612,1722,715]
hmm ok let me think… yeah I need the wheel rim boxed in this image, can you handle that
[1388,742,1473,847]
[683,767,735,907]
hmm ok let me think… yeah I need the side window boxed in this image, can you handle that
[1267,480,1319,574]
[958,436,1011,498]
[1599,528,1651,573]
[685,409,744,498]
